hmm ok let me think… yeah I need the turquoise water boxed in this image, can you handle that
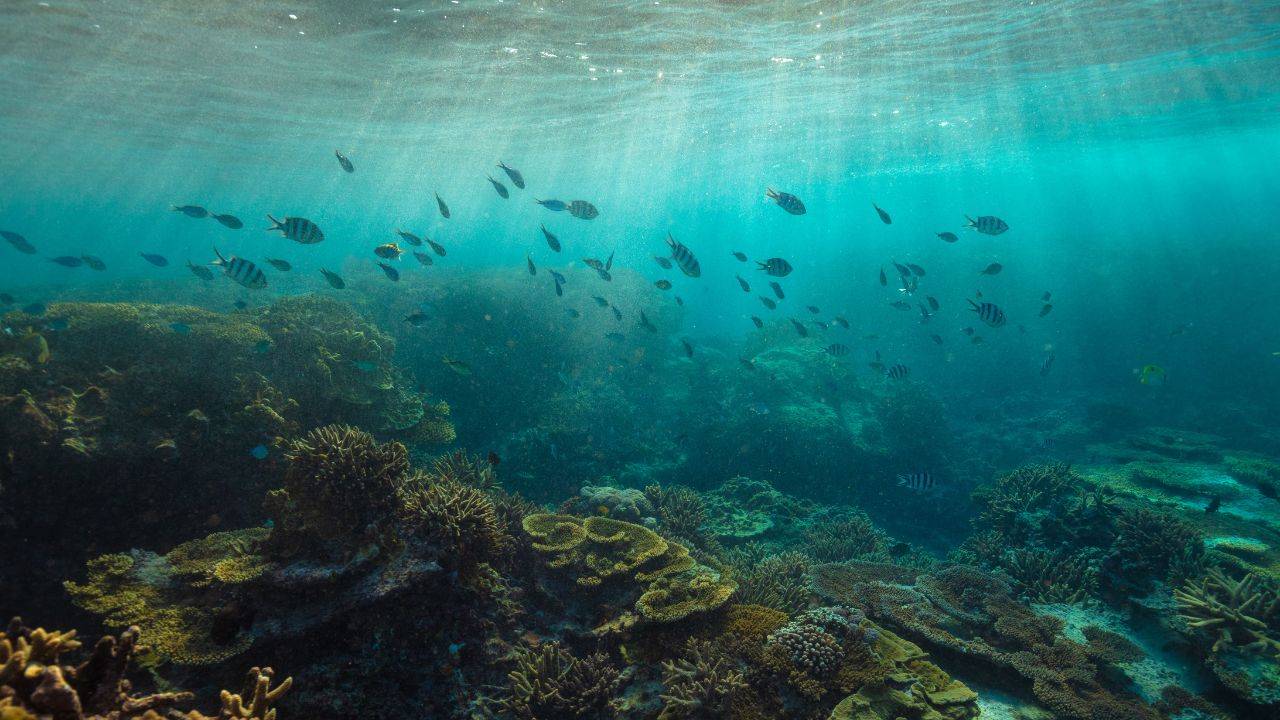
[2,3,1280,718]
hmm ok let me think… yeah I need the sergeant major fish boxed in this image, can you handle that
[413,251,434,266]
[212,247,267,289]
[566,200,598,220]
[965,214,1009,235]
[757,257,792,277]
[897,472,935,491]
[396,229,423,246]
[666,233,701,278]
[769,281,784,299]
[765,188,806,215]
[968,299,1007,327]
[267,214,324,244]
[212,213,243,229]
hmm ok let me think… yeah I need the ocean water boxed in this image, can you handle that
[2,2,1280,719]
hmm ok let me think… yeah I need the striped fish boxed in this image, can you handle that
[765,188,806,215]
[965,214,1009,235]
[320,268,346,289]
[566,200,598,220]
[213,247,267,289]
[267,215,324,244]
[825,343,849,356]
[666,233,701,278]
[897,472,935,491]
[757,257,792,277]
[885,363,909,379]
[790,319,808,337]
[968,299,1007,327]
[653,255,672,270]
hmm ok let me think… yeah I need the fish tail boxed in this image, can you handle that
[964,214,976,227]
[765,187,777,199]
[967,299,979,312]
[212,246,227,266]
[266,214,282,231]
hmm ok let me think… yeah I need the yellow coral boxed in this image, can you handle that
[719,604,790,644]
[220,667,292,720]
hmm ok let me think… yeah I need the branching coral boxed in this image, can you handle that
[1102,507,1202,594]
[645,484,708,543]
[431,449,500,491]
[973,463,1078,542]
[802,510,887,563]
[493,643,620,720]
[1000,548,1097,604]
[0,618,290,720]
[400,473,509,574]
[271,424,410,548]
[1174,568,1280,655]
[657,639,746,719]
[730,551,812,614]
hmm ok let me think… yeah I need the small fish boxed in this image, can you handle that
[436,193,451,219]
[873,203,892,224]
[653,255,672,270]
[979,263,1003,276]
[265,258,292,272]
[1039,304,1053,317]
[605,332,626,342]
[81,255,106,271]
[526,254,537,275]
[169,322,192,334]
[831,316,848,329]
[320,268,346,289]
[140,252,169,267]
[770,282,784,300]
[885,363,909,379]
[918,304,932,324]
[250,444,270,460]
[1042,291,1052,302]
[892,261,911,278]
[212,213,243,229]
[487,176,509,199]
[965,214,1009,235]
[739,357,756,371]
[899,275,918,296]
[680,338,694,357]
[611,305,622,321]
[1040,352,1055,376]
[760,296,777,310]
[18,330,49,363]
[825,343,849,356]
[592,296,609,307]
[553,279,564,297]
[497,161,525,189]
[605,251,614,271]
[897,472,935,491]
[583,257,604,271]
[172,204,208,218]
[486,451,502,466]
[890,300,911,310]
[675,296,684,306]
[790,318,809,337]
[267,214,324,244]
[50,256,84,268]
[335,150,355,173]
[968,300,1007,327]
[45,317,69,331]
[806,305,820,314]
[1137,364,1166,386]
[374,243,402,260]
[639,311,657,333]
[378,262,401,281]
[213,248,267,289]
[1,231,37,254]
[1205,496,1220,514]
[931,334,943,345]
[566,200,598,220]
[442,356,472,375]
[549,269,566,285]
[426,238,447,256]
[750,316,764,329]
[879,268,887,286]
[353,360,377,372]
[536,199,566,211]
[907,263,925,277]
[926,296,939,311]
[541,225,561,252]
[765,187,806,215]
[666,233,701,278]
[732,251,748,262]
[405,311,430,326]
[655,279,672,290]
[413,252,434,267]
[757,257,793,277]
[565,308,580,318]
[937,231,958,243]
[962,327,975,336]
[396,229,423,246]
[735,275,750,293]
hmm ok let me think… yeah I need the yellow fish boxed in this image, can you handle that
[19,329,50,364]
[1137,364,1166,385]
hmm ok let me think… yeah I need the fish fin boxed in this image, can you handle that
[212,246,227,266]
[765,187,777,199]
[266,214,282,231]
[967,299,979,311]
[964,214,975,227]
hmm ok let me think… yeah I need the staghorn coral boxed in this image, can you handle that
[521,513,735,627]
[492,643,620,720]
[730,551,812,614]
[270,424,410,550]
[645,484,708,543]
[1102,507,1202,594]
[1000,548,1098,604]
[657,638,746,720]
[973,463,1078,541]
[430,449,499,491]
[400,473,510,574]
[0,618,288,720]
[1173,568,1280,655]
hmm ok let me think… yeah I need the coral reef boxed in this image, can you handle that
[656,638,746,719]
[488,643,621,720]
[1173,568,1279,655]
